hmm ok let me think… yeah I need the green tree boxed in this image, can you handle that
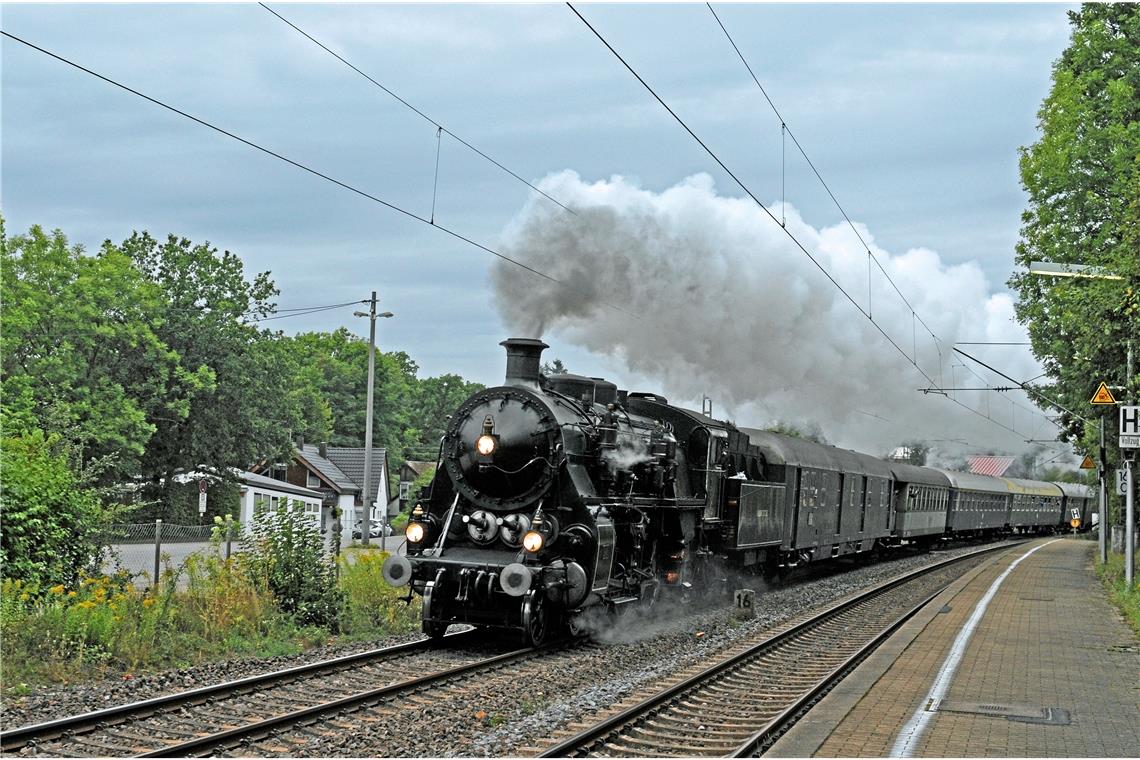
[408,374,484,460]
[0,430,105,586]
[114,232,301,510]
[1,222,182,481]
[764,420,829,445]
[897,440,931,466]
[1008,5,1140,487]
[283,330,482,467]
[541,358,569,375]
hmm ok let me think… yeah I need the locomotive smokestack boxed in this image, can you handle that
[501,338,549,387]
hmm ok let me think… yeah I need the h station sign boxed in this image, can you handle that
[1121,405,1140,450]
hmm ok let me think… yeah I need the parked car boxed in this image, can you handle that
[352,519,393,539]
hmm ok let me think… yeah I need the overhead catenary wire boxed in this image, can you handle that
[257,2,577,217]
[706,3,926,325]
[0,29,639,322]
[703,3,1062,441]
[566,3,1048,446]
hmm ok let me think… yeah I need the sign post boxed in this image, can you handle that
[1120,405,1138,588]
[198,479,208,516]
[1092,383,1118,566]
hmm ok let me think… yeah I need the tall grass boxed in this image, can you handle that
[338,548,421,636]
[1097,552,1140,638]
[1,548,422,690]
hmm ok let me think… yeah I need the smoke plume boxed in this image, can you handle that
[491,171,1052,458]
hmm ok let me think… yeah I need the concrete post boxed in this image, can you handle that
[1127,459,1135,588]
[1099,416,1108,565]
[153,519,163,589]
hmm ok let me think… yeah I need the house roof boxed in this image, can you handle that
[323,446,389,501]
[298,445,360,493]
[238,470,324,500]
[968,455,1016,478]
[402,460,435,477]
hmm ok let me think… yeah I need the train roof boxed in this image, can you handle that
[888,462,952,488]
[930,468,1010,494]
[1003,478,1063,497]
[1054,481,1094,499]
[739,428,895,479]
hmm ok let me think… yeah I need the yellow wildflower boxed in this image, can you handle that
[49,584,65,594]
[142,598,156,607]
[76,600,96,609]
[67,591,78,598]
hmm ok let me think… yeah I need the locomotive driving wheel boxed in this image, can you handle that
[520,589,548,646]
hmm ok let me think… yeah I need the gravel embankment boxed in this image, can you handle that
[1,540,1020,754]
[0,631,429,729]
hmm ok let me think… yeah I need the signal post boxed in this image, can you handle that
[1120,402,1138,587]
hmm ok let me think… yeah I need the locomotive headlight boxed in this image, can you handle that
[405,521,426,543]
[476,435,497,456]
[522,530,545,553]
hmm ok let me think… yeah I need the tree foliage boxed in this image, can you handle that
[283,329,482,466]
[764,420,829,445]
[1,218,486,581]
[1,223,180,481]
[0,430,105,586]
[1009,5,1140,477]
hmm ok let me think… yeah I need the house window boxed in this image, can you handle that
[307,471,321,489]
[399,481,411,500]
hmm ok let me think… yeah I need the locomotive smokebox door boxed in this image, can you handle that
[734,588,756,618]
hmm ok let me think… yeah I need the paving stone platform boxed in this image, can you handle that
[770,538,1140,757]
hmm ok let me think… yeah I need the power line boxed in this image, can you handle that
[0,29,638,321]
[703,7,1053,436]
[566,3,1050,446]
[248,303,358,322]
[706,3,926,327]
[257,2,576,217]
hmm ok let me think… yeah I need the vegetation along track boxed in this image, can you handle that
[2,629,561,757]
[533,541,1025,758]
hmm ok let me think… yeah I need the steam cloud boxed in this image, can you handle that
[491,171,1052,459]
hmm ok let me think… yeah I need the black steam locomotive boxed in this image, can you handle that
[381,339,1092,644]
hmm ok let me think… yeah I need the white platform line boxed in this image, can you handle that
[890,539,1060,758]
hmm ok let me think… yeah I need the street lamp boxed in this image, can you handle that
[354,293,394,549]
[1029,260,1132,583]
[1028,261,1124,281]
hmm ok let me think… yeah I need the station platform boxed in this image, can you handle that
[770,538,1140,758]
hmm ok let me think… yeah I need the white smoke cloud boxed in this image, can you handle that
[491,171,1059,459]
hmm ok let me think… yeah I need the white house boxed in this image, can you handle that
[237,470,324,527]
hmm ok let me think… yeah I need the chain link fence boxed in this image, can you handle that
[98,520,241,588]
[97,519,345,588]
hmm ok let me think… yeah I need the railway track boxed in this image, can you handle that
[533,541,1023,758]
[2,629,557,757]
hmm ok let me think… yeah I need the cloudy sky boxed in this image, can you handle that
[2,2,1079,459]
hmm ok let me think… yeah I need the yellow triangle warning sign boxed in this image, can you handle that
[1090,382,1117,405]
[1080,455,1096,469]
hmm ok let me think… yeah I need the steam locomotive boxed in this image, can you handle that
[381,339,1092,644]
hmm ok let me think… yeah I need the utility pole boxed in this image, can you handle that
[354,293,394,549]
[1100,415,1108,565]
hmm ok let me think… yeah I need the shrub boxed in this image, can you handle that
[1098,552,1140,637]
[242,501,343,628]
[338,548,421,636]
[0,430,104,586]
